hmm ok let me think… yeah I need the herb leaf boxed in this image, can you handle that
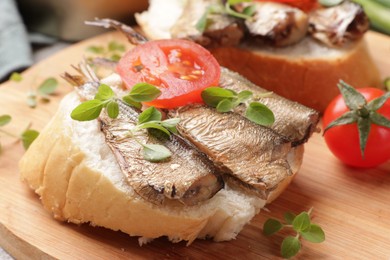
[216,99,235,112]
[21,129,39,150]
[106,100,119,119]
[108,41,126,52]
[263,219,283,236]
[263,208,325,258]
[95,84,115,101]
[0,115,12,127]
[128,83,161,102]
[38,77,58,95]
[137,121,172,136]
[293,212,311,233]
[319,0,344,7]
[9,72,23,82]
[281,236,301,259]
[245,101,275,126]
[138,106,162,124]
[301,224,325,243]
[122,95,142,109]
[86,45,105,54]
[71,100,104,121]
[143,144,172,162]
[202,87,235,107]
[284,212,296,225]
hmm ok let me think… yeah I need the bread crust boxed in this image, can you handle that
[209,38,381,112]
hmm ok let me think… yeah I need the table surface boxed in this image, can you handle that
[0,30,390,259]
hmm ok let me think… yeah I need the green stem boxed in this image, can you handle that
[225,3,252,19]
[352,0,390,34]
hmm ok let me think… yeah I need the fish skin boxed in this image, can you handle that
[170,0,244,47]
[219,67,320,146]
[170,105,294,199]
[63,69,224,206]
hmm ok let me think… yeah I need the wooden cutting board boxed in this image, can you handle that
[1,31,390,260]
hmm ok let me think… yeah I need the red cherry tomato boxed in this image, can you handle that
[117,39,221,109]
[323,88,390,168]
[255,0,318,11]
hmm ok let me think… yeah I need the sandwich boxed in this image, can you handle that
[136,0,382,112]
[19,20,319,245]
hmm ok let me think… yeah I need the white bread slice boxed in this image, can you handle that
[19,91,304,244]
[136,0,382,112]
[19,92,271,244]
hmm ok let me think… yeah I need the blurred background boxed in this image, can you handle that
[0,0,148,83]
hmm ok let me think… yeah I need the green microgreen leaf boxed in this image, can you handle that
[71,100,104,121]
[301,224,325,243]
[143,143,172,162]
[122,95,142,109]
[284,212,296,225]
[319,0,344,7]
[128,83,161,102]
[0,115,12,127]
[245,102,275,126]
[110,54,122,62]
[196,7,210,32]
[108,41,126,52]
[216,99,235,112]
[138,106,162,124]
[228,0,252,5]
[95,84,115,101]
[338,81,366,110]
[106,100,119,119]
[293,212,311,233]
[281,236,301,259]
[161,118,180,134]
[21,129,39,150]
[201,87,235,107]
[263,218,283,236]
[37,77,58,95]
[237,90,253,103]
[242,4,256,16]
[9,72,23,82]
[224,2,253,19]
[86,45,105,54]
[136,121,171,136]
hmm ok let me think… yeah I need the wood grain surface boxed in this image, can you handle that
[0,31,390,260]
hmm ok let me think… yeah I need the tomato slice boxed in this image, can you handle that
[255,0,318,12]
[117,39,221,109]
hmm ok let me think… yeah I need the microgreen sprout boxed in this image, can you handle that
[71,83,179,162]
[263,208,325,259]
[10,73,58,108]
[196,0,255,32]
[86,40,126,61]
[201,87,275,126]
[0,115,39,153]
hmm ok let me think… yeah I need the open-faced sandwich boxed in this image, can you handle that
[19,20,319,245]
[136,0,382,111]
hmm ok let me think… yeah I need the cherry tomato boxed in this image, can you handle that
[255,0,318,12]
[117,39,220,109]
[323,88,390,168]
